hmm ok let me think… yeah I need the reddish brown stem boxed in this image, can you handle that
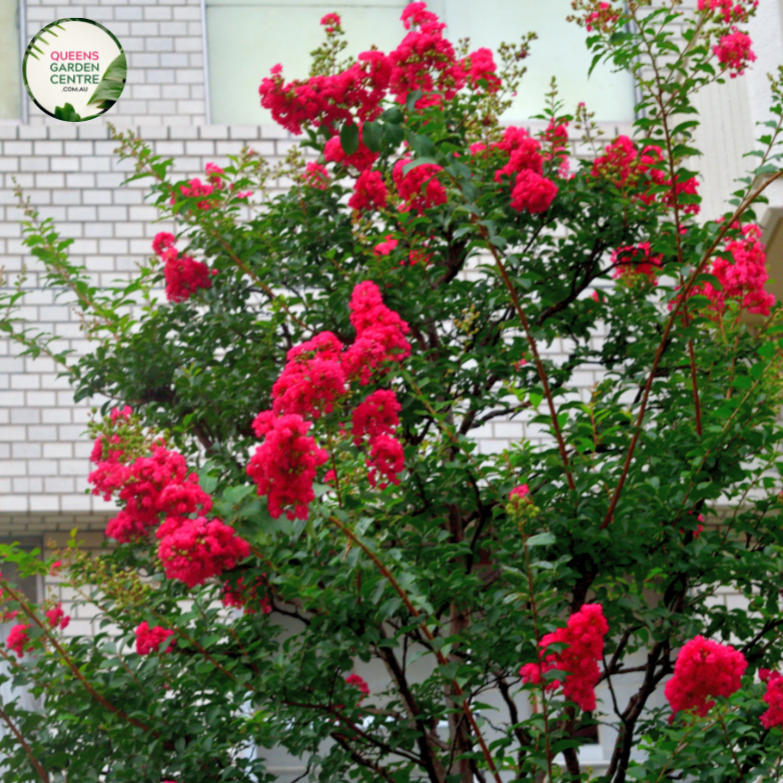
[330,516,503,783]
[474,220,576,492]
[600,171,783,530]
[0,700,50,783]
[688,338,703,437]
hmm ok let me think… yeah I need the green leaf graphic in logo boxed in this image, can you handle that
[53,103,82,122]
[86,52,126,110]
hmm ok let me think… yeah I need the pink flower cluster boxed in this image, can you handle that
[393,158,447,213]
[45,603,70,631]
[135,621,175,655]
[272,332,347,419]
[247,282,410,517]
[90,442,212,544]
[490,127,558,214]
[761,669,783,729]
[665,636,747,719]
[541,120,571,178]
[374,235,399,257]
[89,415,249,589]
[259,3,500,134]
[179,177,214,210]
[349,170,388,213]
[151,232,213,303]
[592,136,700,215]
[509,484,530,502]
[611,242,664,284]
[247,412,329,521]
[520,604,609,711]
[692,224,774,316]
[157,516,250,588]
[584,1,620,32]
[324,130,379,172]
[464,48,501,93]
[714,29,756,78]
[259,54,390,135]
[303,162,330,190]
[698,0,758,24]
[346,673,371,699]
[6,624,33,658]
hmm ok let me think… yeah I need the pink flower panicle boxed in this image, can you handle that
[152,232,176,257]
[258,53,390,136]
[388,3,465,109]
[374,235,399,257]
[366,434,405,488]
[584,2,620,32]
[664,636,747,720]
[162,249,213,303]
[714,29,756,77]
[348,169,388,213]
[698,0,757,24]
[156,516,250,588]
[320,12,342,33]
[463,48,501,93]
[45,603,70,631]
[510,170,559,214]
[591,135,638,187]
[247,413,329,520]
[324,130,379,172]
[685,224,774,317]
[345,281,411,383]
[393,158,447,213]
[6,623,33,658]
[352,390,401,446]
[509,484,530,501]
[346,673,371,699]
[135,621,176,655]
[611,242,664,284]
[761,670,783,729]
[303,162,330,190]
[520,604,609,711]
[493,126,544,182]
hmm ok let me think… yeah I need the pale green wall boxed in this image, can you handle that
[0,0,21,120]
[206,0,634,126]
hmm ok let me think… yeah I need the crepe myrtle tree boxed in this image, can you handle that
[3,1,783,781]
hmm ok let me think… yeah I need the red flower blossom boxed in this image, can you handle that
[393,157,447,213]
[6,623,33,658]
[152,232,176,256]
[320,12,341,33]
[520,604,609,711]
[493,126,544,183]
[665,636,746,720]
[348,169,388,213]
[45,603,70,630]
[510,170,558,214]
[352,390,401,446]
[366,434,405,488]
[761,671,783,729]
[135,621,175,655]
[222,576,272,615]
[374,235,399,256]
[156,516,250,589]
[346,673,370,699]
[324,129,379,171]
[247,413,329,520]
[714,29,756,77]
[463,48,501,92]
[163,249,213,303]
[303,162,330,190]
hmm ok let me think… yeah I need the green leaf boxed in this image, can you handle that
[53,103,81,121]
[339,122,360,156]
[86,52,126,107]
[526,532,556,548]
[362,121,383,153]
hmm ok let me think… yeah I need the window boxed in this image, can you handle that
[205,0,634,126]
[0,0,22,120]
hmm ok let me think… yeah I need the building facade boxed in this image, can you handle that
[1,0,783,777]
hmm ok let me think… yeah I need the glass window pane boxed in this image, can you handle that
[0,0,21,120]
[206,0,634,126]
